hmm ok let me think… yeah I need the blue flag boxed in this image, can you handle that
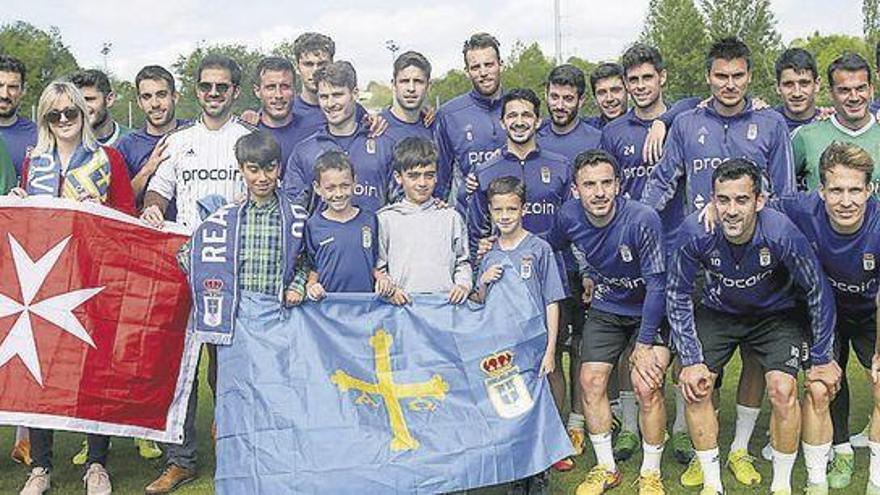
[214,274,573,494]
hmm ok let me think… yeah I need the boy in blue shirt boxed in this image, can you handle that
[304,150,380,299]
[475,175,564,494]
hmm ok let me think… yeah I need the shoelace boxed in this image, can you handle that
[631,473,663,491]
[85,465,109,485]
[585,466,611,485]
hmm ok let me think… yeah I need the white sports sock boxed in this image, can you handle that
[589,432,616,472]
[869,441,880,487]
[833,442,854,455]
[729,404,760,453]
[802,442,830,485]
[567,412,585,431]
[696,448,723,493]
[673,387,688,434]
[620,390,639,433]
[770,448,796,492]
[15,426,27,442]
[641,441,664,475]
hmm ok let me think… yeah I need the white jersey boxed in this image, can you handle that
[148,116,253,231]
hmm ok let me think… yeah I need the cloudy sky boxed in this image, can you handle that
[5,0,866,88]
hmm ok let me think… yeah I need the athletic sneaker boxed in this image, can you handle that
[83,463,112,495]
[852,418,872,448]
[769,490,791,495]
[637,471,664,495]
[72,440,88,466]
[698,489,721,495]
[679,457,702,487]
[135,438,162,459]
[575,465,621,495]
[19,467,50,495]
[867,480,880,495]
[552,457,575,472]
[10,439,31,465]
[827,452,854,489]
[803,481,828,495]
[613,430,640,461]
[726,448,760,486]
[671,431,694,464]
[568,427,585,456]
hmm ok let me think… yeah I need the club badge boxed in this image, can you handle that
[520,256,533,279]
[465,126,474,142]
[865,253,875,271]
[619,245,633,263]
[540,166,551,184]
[202,279,224,328]
[747,123,758,141]
[362,225,373,249]
[759,247,771,267]
[481,350,534,419]
[365,138,376,154]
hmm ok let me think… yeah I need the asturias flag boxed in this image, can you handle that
[215,268,573,493]
[0,197,197,443]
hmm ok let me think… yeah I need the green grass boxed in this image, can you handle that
[0,350,873,494]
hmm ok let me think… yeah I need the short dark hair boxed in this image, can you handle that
[314,61,357,90]
[393,136,437,174]
[573,149,620,178]
[621,43,664,74]
[234,131,281,168]
[712,158,762,195]
[393,51,432,80]
[705,36,751,72]
[313,149,355,182]
[135,65,176,94]
[462,32,501,65]
[774,48,818,82]
[827,52,872,87]
[196,54,242,86]
[69,69,112,96]
[501,88,541,118]
[589,63,624,96]
[293,33,336,62]
[255,56,295,84]
[487,176,526,205]
[0,55,26,83]
[819,141,875,186]
[546,64,586,98]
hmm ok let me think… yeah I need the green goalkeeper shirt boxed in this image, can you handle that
[793,116,880,191]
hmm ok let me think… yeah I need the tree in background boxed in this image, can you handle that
[641,0,709,101]
[791,33,871,106]
[172,43,263,119]
[865,0,880,54]
[0,21,78,116]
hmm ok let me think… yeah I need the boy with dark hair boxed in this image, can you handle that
[304,150,382,300]
[377,136,471,305]
[475,175,565,495]
[585,63,627,129]
[773,48,821,133]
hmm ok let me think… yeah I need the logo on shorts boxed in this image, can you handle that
[619,245,633,263]
[202,279,224,328]
[747,123,758,141]
[520,256,533,279]
[785,345,801,369]
[759,247,771,267]
[481,350,534,419]
[362,225,372,249]
[864,253,875,271]
[365,138,376,154]
[540,166,551,184]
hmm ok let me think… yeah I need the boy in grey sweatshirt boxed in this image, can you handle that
[376,137,472,304]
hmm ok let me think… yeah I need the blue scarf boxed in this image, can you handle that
[26,145,111,200]
[190,191,308,345]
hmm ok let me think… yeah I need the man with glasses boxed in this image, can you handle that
[140,54,254,494]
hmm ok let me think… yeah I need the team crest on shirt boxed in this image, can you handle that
[540,166,551,184]
[864,253,875,271]
[465,125,474,142]
[619,245,633,263]
[362,225,373,249]
[520,256,533,279]
[747,123,758,141]
[202,279,224,328]
[481,350,534,419]
[365,138,376,154]
[759,247,771,267]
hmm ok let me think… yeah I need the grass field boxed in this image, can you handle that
[0,349,873,494]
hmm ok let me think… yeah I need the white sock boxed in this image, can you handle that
[620,391,639,433]
[567,412,585,431]
[15,426,28,442]
[673,387,688,433]
[589,432,617,472]
[696,448,722,492]
[834,442,854,455]
[869,441,880,486]
[802,442,830,485]
[729,404,760,452]
[770,448,796,492]
[641,441,664,475]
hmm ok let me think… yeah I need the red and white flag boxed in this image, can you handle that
[0,197,196,443]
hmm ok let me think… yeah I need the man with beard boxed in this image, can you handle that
[381,51,435,144]
[0,55,37,177]
[141,54,256,494]
[436,32,507,212]
[70,69,130,147]
[584,63,628,130]
[116,65,188,210]
[251,56,315,165]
